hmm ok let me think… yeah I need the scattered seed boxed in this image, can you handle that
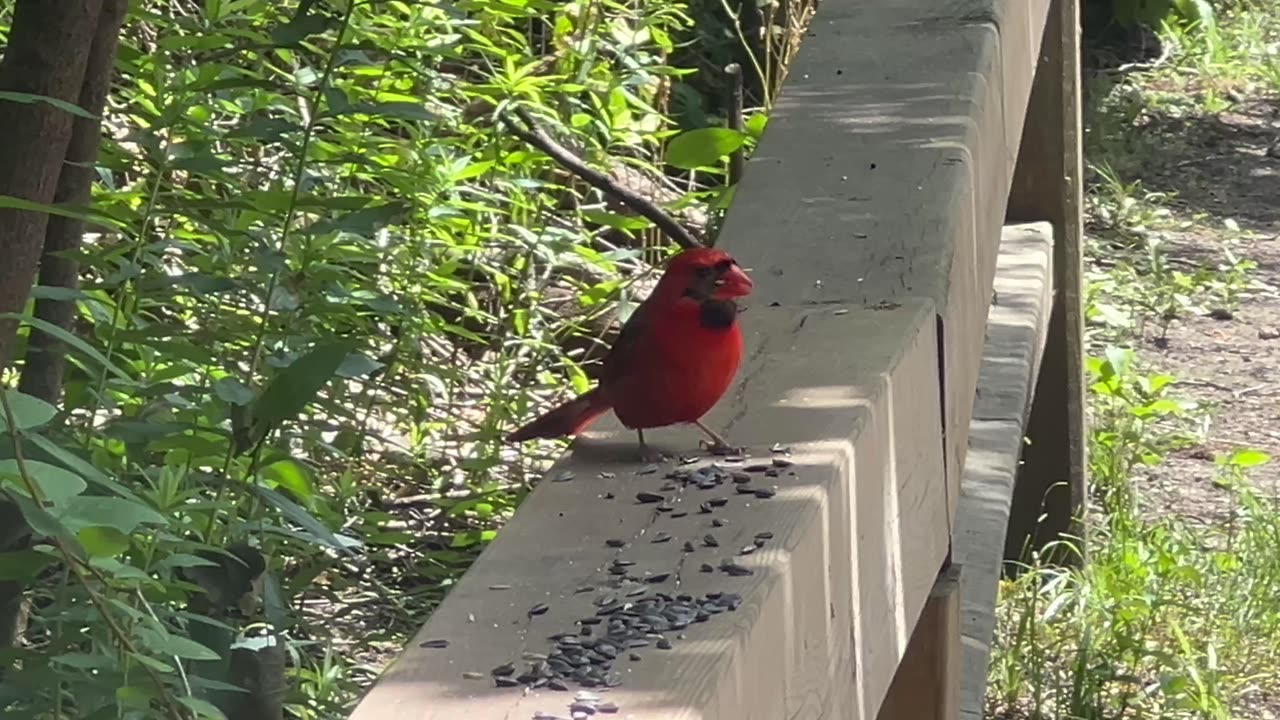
[770,443,791,454]
[419,638,449,649]
[712,518,727,528]
[671,511,688,518]
[682,540,695,552]
[656,503,675,512]
[702,534,719,548]
[529,603,550,617]
[635,491,665,504]
[651,532,672,543]
[549,678,570,691]
[490,584,513,590]
[739,545,756,556]
[574,585,595,594]
[603,492,615,500]
[699,563,714,573]
[637,464,659,475]
[745,463,769,472]
[755,531,774,539]
[463,671,484,680]
[656,638,673,650]
[708,497,729,507]
[629,652,641,661]
[554,470,577,482]
[495,676,520,687]
[720,561,755,577]
[612,559,635,567]
[599,471,616,479]
[754,538,767,548]
[754,487,777,499]
[645,572,671,584]
[605,538,626,548]
[736,485,756,495]
[699,502,713,514]
[492,662,516,677]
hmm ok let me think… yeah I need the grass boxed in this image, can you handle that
[987,3,1280,718]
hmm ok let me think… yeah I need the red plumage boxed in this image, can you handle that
[506,247,753,451]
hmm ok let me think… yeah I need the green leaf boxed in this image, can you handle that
[28,285,89,301]
[58,496,166,534]
[252,339,355,437]
[178,696,229,720]
[0,389,57,430]
[246,484,357,554]
[0,459,87,506]
[213,377,255,406]
[138,627,222,661]
[262,458,316,503]
[51,652,116,671]
[666,128,746,170]
[0,549,56,580]
[78,526,131,557]
[1229,449,1271,468]
[0,91,96,119]
[0,195,124,230]
[26,432,145,502]
[336,352,384,379]
[0,312,134,383]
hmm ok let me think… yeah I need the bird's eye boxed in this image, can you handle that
[714,259,734,272]
[695,266,714,279]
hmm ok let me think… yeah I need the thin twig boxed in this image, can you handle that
[725,63,746,186]
[501,107,702,250]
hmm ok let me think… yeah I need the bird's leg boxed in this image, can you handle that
[636,429,661,464]
[695,420,741,456]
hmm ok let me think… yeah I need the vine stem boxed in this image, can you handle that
[0,387,190,720]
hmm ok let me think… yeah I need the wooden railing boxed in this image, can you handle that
[347,0,1085,717]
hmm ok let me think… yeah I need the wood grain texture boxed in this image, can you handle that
[877,564,962,720]
[351,0,1057,716]
[1004,0,1088,564]
[954,224,1053,717]
[350,301,946,720]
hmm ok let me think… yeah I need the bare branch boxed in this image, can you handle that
[502,107,703,250]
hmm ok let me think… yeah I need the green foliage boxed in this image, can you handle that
[0,0,803,714]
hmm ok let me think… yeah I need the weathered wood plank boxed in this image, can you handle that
[877,564,962,720]
[953,223,1054,717]
[1005,0,1087,564]
[349,301,946,720]
[719,0,1050,522]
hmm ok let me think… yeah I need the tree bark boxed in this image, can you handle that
[0,0,104,368]
[18,0,127,403]
[0,0,106,656]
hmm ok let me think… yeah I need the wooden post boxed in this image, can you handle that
[1003,0,1087,566]
[877,564,962,720]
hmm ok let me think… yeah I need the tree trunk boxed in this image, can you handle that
[0,0,106,655]
[18,0,127,403]
[0,0,104,368]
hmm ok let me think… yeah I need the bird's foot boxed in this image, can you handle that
[700,439,745,457]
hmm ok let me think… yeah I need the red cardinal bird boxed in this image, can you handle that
[507,247,753,456]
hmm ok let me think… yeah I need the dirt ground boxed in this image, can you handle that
[1107,90,1280,527]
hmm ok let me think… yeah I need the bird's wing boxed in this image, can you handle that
[601,296,654,388]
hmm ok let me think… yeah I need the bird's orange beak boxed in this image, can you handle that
[715,263,753,298]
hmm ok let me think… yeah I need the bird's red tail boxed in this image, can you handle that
[506,388,611,442]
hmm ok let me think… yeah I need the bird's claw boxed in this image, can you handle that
[701,440,744,457]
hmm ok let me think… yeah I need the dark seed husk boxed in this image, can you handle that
[494,676,520,687]
[720,561,755,576]
[699,502,713,514]
[554,470,577,482]
[671,511,688,518]
[656,503,675,512]
[754,537,767,548]
[708,497,729,507]
[712,518,727,527]
[656,638,673,650]
[772,456,793,467]
[745,463,769,472]
[549,678,570,691]
[699,563,714,573]
[736,485,756,495]
[682,540,696,552]
[754,487,777,499]
[651,532,672,543]
[462,671,484,679]
[646,572,671,584]
[606,538,626,548]
[419,638,449,649]
[702,534,719,547]
[629,652,642,661]
[739,545,756,555]
[637,464,659,475]
[731,472,752,483]
[491,662,515,677]
[489,583,512,590]
[765,468,780,477]
[613,559,635,567]
[529,603,550,617]
[755,531,774,539]
[635,491,665,504]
